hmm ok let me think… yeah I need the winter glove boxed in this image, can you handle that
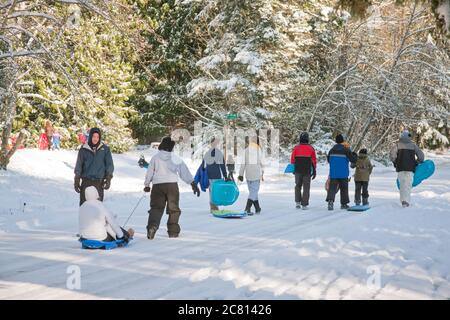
[143,186,151,193]
[238,176,244,182]
[138,156,148,168]
[311,167,316,180]
[226,172,234,182]
[191,182,200,197]
[74,175,81,193]
[103,175,112,190]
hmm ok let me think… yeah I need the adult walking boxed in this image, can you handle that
[389,130,424,207]
[326,134,357,210]
[290,132,317,210]
[74,127,114,206]
[202,137,228,212]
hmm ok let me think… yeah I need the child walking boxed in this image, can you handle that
[351,149,373,206]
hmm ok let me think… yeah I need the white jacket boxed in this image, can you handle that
[144,150,194,186]
[79,186,123,240]
[239,143,265,181]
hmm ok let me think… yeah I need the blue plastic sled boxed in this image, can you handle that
[347,205,370,212]
[211,179,240,206]
[79,238,131,250]
[212,210,247,218]
[284,163,295,173]
[396,160,435,189]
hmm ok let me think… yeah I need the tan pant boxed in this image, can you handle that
[398,171,413,203]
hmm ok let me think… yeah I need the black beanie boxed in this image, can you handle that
[359,148,368,155]
[299,132,309,144]
[158,136,175,152]
[88,127,102,148]
[335,134,344,144]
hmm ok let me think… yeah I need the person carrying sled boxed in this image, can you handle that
[74,128,114,206]
[326,134,357,210]
[290,132,317,210]
[144,137,200,239]
[351,148,373,206]
[202,137,228,213]
[238,136,265,215]
[389,130,424,207]
[79,186,134,243]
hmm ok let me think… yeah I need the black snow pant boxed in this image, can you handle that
[326,178,350,205]
[295,173,311,206]
[80,178,104,206]
[147,183,181,236]
[354,181,369,204]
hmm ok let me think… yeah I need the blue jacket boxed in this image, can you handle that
[194,163,209,192]
[327,144,357,179]
[202,148,227,180]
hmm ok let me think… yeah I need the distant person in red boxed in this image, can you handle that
[38,130,49,150]
[44,120,54,151]
[78,129,87,145]
[290,132,317,210]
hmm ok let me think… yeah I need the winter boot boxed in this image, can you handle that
[328,200,334,211]
[147,227,157,240]
[302,205,308,210]
[168,233,179,238]
[341,204,350,209]
[253,200,261,214]
[402,201,409,208]
[355,201,361,206]
[245,199,253,216]
[296,202,301,209]
[210,203,219,213]
[362,198,369,206]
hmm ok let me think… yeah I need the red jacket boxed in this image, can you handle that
[290,144,317,175]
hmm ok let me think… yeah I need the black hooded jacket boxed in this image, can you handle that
[74,128,114,180]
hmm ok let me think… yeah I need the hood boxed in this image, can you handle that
[85,186,99,201]
[158,150,173,160]
[88,127,102,149]
[399,131,411,143]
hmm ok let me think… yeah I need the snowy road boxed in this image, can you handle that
[1,149,449,299]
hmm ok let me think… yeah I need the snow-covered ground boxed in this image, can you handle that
[0,148,449,300]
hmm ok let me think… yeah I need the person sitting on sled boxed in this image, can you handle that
[79,186,134,242]
[238,135,265,215]
[144,137,200,239]
[350,148,373,206]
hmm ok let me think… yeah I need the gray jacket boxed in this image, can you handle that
[144,150,194,186]
[389,132,424,172]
